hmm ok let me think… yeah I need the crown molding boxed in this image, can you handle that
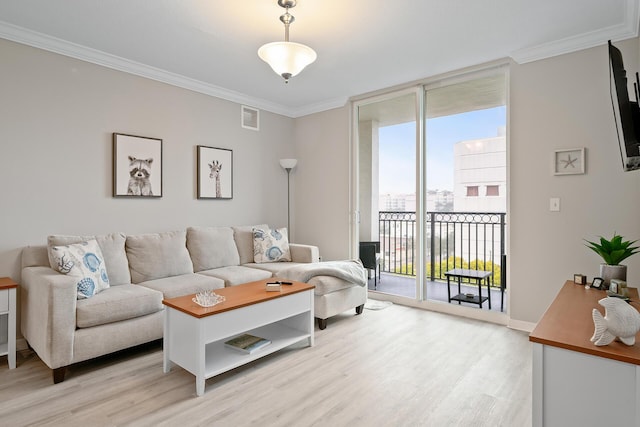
[0,20,303,117]
[511,0,640,64]
[290,96,348,118]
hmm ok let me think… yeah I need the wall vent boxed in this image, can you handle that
[241,105,259,131]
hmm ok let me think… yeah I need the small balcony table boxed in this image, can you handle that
[445,268,492,309]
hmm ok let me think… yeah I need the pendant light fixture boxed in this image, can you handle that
[258,0,317,83]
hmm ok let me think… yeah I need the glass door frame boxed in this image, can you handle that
[350,63,510,324]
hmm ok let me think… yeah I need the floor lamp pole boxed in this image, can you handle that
[280,158,297,239]
[286,167,292,234]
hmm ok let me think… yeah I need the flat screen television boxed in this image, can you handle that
[609,40,640,171]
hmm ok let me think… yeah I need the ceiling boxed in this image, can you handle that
[0,0,638,118]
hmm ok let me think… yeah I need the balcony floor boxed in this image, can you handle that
[367,272,507,312]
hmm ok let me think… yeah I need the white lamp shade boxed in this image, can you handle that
[280,158,298,169]
[258,42,317,78]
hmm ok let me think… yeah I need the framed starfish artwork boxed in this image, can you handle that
[553,148,585,175]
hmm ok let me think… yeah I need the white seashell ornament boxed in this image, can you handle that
[591,297,640,346]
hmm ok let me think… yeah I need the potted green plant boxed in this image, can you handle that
[585,233,639,287]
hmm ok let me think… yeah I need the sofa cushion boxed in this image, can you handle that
[253,227,291,263]
[232,224,268,265]
[186,226,240,271]
[76,284,163,328]
[137,273,224,299]
[126,231,193,284]
[307,275,359,296]
[48,232,131,286]
[198,266,273,286]
[50,239,110,299]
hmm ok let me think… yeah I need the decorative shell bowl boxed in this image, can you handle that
[193,290,225,307]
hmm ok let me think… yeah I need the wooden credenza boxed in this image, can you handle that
[529,281,640,426]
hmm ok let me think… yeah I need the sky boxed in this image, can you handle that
[378,106,506,193]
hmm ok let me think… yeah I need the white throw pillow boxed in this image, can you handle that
[253,227,291,263]
[49,239,110,299]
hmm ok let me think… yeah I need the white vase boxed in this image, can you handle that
[599,264,627,289]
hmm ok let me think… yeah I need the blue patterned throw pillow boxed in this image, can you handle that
[253,227,292,263]
[50,239,110,299]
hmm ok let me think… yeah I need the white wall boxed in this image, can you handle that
[293,106,351,261]
[509,38,640,323]
[0,38,296,282]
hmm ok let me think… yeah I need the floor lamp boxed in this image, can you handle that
[279,158,297,237]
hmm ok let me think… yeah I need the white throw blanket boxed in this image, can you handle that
[279,259,367,287]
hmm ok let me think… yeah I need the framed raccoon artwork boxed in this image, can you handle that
[197,146,233,199]
[113,133,163,197]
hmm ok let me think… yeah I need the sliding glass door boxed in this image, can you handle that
[423,73,507,310]
[353,67,508,314]
[355,90,420,299]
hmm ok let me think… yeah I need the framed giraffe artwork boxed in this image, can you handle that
[197,146,233,199]
[113,133,163,197]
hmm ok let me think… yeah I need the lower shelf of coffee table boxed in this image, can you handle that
[203,321,310,378]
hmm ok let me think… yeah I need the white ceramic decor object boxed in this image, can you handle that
[591,297,640,346]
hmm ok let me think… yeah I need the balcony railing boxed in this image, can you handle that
[378,211,506,289]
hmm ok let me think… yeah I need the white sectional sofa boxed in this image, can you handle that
[20,225,366,383]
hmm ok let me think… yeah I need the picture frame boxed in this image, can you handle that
[591,277,604,289]
[573,274,586,285]
[554,148,585,175]
[113,133,162,197]
[197,146,233,199]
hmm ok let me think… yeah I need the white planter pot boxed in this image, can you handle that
[599,264,627,289]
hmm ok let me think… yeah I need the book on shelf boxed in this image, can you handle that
[224,333,271,354]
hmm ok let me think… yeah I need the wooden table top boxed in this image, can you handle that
[529,280,640,365]
[0,277,18,290]
[162,279,314,319]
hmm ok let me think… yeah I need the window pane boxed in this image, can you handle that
[486,185,499,196]
[466,186,479,197]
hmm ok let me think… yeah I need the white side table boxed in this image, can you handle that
[0,278,17,369]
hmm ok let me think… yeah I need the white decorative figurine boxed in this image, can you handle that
[591,297,640,346]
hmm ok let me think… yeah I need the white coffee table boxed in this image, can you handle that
[162,279,315,396]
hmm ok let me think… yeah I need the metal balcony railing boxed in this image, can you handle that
[378,211,506,289]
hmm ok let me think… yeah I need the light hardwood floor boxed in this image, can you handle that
[0,304,532,426]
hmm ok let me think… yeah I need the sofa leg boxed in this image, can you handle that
[53,367,66,384]
[317,318,327,330]
[355,304,364,315]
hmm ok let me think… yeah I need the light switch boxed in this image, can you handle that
[550,198,560,212]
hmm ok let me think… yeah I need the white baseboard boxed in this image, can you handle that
[508,319,536,333]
